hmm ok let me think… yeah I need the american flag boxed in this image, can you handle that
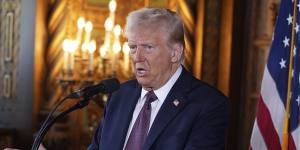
[250,0,300,149]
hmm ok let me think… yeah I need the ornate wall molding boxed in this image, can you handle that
[0,0,21,124]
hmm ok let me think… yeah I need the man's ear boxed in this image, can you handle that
[171,43,183,63]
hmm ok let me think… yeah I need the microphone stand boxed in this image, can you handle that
[31,96,91,150]
[31,96,70,150]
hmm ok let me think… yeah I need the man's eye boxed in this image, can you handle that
[146,45,153,49]
[129,45,137,49]
[129,45,137,53]
[143,45,154,52]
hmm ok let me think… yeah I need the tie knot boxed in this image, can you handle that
[145,90,157,104]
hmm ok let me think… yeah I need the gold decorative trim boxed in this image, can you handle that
[3,74,11,98]
[4,12,14,62]
[0,0,21,100]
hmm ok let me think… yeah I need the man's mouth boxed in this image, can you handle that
[136,67,147,76]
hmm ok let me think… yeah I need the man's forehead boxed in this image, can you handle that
[127,39,155,45]
[126,22,167,35]
[127,32,159,43]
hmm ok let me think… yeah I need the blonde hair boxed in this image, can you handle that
[124,8,185,49]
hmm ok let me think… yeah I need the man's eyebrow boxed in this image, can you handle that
[141,43,153,46]
[127,42,154,46]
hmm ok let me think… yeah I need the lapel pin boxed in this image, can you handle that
[173,99,180,107]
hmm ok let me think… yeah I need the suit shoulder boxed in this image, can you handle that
[186,77,230,116]
[107,79,139,107]
[188,76,229,103]
[111,79,138,96]
[119,79,138,89]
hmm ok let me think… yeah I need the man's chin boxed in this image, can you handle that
[136,78,151,88]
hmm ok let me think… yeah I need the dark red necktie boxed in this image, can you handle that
[124,90,158,150]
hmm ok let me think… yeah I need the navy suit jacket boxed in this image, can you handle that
[88,68,229,150]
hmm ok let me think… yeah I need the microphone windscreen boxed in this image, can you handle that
[101,78,120,93]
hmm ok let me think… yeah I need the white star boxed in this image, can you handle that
[283,36,290,47]
[295,23,299,33]
[279,58,287,69]
[292,69,294,77]
[297,1,300,12]
[296,96,300,106]
[294,45,297,56]
[287,14,293,25]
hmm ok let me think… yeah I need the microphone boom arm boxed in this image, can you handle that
[31,97,91,150]
[31,78,120,150]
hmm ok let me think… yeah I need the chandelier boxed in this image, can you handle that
[60,0,131,85]
[45,1,132,145]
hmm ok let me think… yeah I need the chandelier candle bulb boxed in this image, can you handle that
[122,42,130,72]
[100,44,108,58]
[76,17,85,44]
[88,40,97,72]
[108,0,116,26]
[113,25,121,37]
[68,40,78,73]
[104,18,113,48]
[99,44,108,75]
[112,39,121,73]
[84,21,93,51]
[113,25,121,54]
[104,18,114,31]
[109,0,116,12]
[62,39,70,73]
[112,25,122,72]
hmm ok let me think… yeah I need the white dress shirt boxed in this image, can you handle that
[122,66,182,149]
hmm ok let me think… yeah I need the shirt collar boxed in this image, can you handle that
[141,66,182,101]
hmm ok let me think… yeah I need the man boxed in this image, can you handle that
[88,7,229,150]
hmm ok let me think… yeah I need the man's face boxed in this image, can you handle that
[127,26,180,90]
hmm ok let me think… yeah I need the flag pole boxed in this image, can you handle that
[281,1,297,149]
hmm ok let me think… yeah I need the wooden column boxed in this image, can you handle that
[193,0,205,79]
[33,0,48,132]
[217,0,234,96]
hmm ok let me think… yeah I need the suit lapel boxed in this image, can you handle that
[112,82,141,149]
[143,68,192,150]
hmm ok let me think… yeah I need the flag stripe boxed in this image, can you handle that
[291,127,300,149]
[257,95,281,150]
[288,133,296,150]
[250,120,267,150]
[261,68,286,142]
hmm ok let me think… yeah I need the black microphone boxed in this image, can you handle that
[67,78,120,98]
